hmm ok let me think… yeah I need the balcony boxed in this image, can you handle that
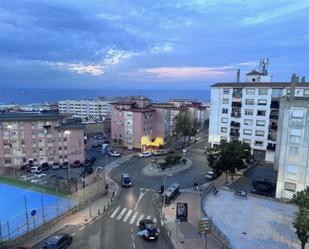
[230,129,240,137]
[232,102,242,107]
[232,88,242,99]
[268,133,277,141]
[267,143,276,151]
[230,121,240,127]
[269,123,278,130]
[231,108,241,118]
[270,101,280,109]
[269,114,279,120]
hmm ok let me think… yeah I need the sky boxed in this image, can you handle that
[0,0,308,89]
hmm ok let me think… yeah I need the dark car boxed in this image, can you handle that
[72,160,82,168]
[20,164,31,171]
[41,163,49,171]
[60,162,69,169]
[80,167,93,177]
[139,219,159,240]
[84,157,96,166]
[41,234,72,249]
[251,180,276,197]
[152,150,168,156]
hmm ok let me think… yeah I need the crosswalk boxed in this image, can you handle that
[110,206,157,226]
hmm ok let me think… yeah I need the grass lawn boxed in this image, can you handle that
[0,176,67,197]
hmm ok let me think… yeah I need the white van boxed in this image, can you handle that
[30,166,42,174]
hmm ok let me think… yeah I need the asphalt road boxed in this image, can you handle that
[32,142,210,249]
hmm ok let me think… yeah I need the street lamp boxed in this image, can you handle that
[161,173,172,223]
[64,130,71,194]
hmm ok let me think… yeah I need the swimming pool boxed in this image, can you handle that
[0,183,75,241]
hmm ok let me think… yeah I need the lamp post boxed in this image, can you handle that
[64,130,71,194]
[161,173,172,223]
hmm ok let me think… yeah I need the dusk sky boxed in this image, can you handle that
[0,0,308,89]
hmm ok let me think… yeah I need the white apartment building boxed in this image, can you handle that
[275,87,309,199]
[58,99,111,121]
[209,70,309,162]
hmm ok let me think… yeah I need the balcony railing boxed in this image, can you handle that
[269,114,279,120]
[270,101,280,109]
[232,102,242,107]
[230,121,240,127]
[267,143,276,151]
[230,131,240,137]
[269,124,278,130]
[268,134,277,141]
[231,112,241,118]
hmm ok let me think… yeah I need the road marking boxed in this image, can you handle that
[110,206,121,218]
[129,212,139,224]
[116,207,127,220]
[146,215,151,220]
[71,232,76,237]
[136,214,145,226]
[89,220,94,225]
[79,226,85,231]
[123,209,133,222]
[95,216,100,221]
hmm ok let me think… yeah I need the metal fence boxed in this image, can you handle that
[0,174,107,243]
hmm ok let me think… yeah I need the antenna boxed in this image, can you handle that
[259,58,269,75]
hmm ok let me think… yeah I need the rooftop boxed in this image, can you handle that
[211,82,309,88]
[55,123,85,130]
[246,70,265,76]
[0,111,59,121]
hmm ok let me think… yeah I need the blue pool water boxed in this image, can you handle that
[0,183,74,241]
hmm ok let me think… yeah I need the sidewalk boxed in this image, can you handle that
[164,191,222,249]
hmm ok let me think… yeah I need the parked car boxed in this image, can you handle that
[30,166,42,174]
[41,234,72,249]
[138,219,159,240]
[80,167,93,177]
[108,150,121,157]
[206,171,218,181]
[139,151,152,158]
[41,163,49,171]
[35,173,46,178]
[72,160,82,168]
[152,150,168,156]
[60,162,69,169]
[20,164,31,171]
[51,162,60,170]
[121,173,132,187]
[92,142,101,148]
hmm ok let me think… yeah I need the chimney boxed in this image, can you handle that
[301,76,306,83]
[236,69,240,83]
[290,73,297,100]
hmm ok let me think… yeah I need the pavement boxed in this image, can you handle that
[203,189,305,249]
[164,191,222,249]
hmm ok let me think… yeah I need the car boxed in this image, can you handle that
[152,150,168,156]
[72,160,82,168]
[20,164,31,171]
[108,150,121,157]
[92,142,101,148]
[121,173,132,187]
[41,234,72,249]
[80,167,93,177]
[30,166,42,174]
[60,162,69,169]
[101,142,110,151]
[35,173,46,178]
[206,171,218,181]
[138,219,159,240]
[51,163,60,170]
[139,151,152,158]
[41,163,49,171]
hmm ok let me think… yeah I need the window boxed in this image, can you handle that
[222,98,229,104]
[243,129,252,135]
[244,119,253,126]
[289,146,298,155]
[258,88,268,95]
[222,108,228,114]
[255,141,263,146]
[290,135,301,144]
[290,128,302,137]
[257,110,266,116]
[245,99,254,105]
[221,118,228,123]
[223,88,229,94]
[284,182,296,192]
[221,127,227,133]
[246,88,255,95]
[220,136,227,141]
[258,99,267,106]
[256,120,265,126]
[304,89,309,96]
[245,109,253,116]
[243,139,251,145]
[255,130,265,137]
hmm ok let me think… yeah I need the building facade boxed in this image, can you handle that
[0,112,85,168]
[275,96,309,199]
[209,71,309,162]
[58,98,111,121]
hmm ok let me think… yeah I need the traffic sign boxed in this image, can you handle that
[31,210,37,217]
[198,216,211,233]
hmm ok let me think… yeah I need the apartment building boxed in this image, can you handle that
[209,70,309,162]
[111,97,172,150]
[0,112,85,168]
[275,84,309,199]
[58,98,111,121]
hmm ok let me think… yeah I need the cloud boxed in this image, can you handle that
[150,43,174,54]
[139,66,233,79]
[46,62,105,76]
[103,49,138,65]
[242,2,309,25]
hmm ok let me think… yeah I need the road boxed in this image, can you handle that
[33,139,210,249]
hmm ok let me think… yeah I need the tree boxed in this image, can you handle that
[173,111,200,146]
[293,187,309,249]
[293,208,309,249]
[208,140,251,182]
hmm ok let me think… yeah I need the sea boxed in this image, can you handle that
[0,88,210,104]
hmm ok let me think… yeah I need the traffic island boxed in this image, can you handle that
[141,158,193,176]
